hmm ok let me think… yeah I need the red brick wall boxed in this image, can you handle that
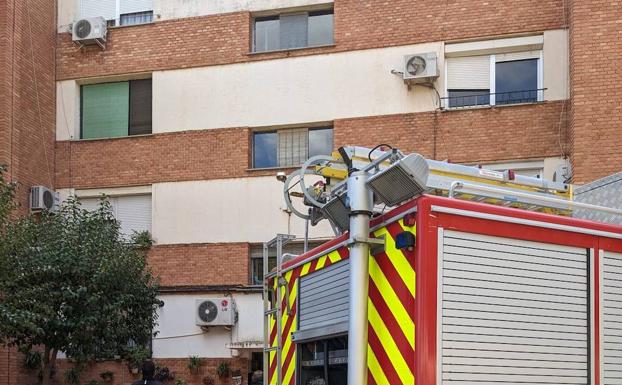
[0,0,11,170]
[0,0,56,213]
[335,101,567,164]
[149,243,250,287]
[0,347,39,385]
[56,0,565,80]
[56,102,566,189]
[54,356,251,385]
[569,0,622,183]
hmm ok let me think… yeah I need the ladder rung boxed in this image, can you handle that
[264,347,279,352]
[264,308,279,315]
[265,271,277,279]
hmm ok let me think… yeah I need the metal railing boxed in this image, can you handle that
[441,88,546,109]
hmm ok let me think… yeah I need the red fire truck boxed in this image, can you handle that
[263,146,622,385]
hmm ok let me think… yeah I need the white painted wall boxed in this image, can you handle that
[57,81,80,140]
[152,176,334,245]
[154,0,332,21]
[153,42,443,134]
[153,292,262,358]
[57,0,77,32]
[543,29,569,101]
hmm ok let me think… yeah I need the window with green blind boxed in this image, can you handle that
[80,79,152,139]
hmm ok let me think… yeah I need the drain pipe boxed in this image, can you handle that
[346,170,373,385]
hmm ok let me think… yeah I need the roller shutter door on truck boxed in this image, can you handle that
[299,259,350,331]
[602,251,622,385]
[439,230,589,384]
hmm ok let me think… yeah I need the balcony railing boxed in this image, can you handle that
[441,88,546,110]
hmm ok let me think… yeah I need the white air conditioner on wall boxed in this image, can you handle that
[30,186,59,212]
[403,52,439,84]
[195,298,236,327]
[72,16,107,47]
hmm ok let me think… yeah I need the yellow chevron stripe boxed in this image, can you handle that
[316,254,328,270]
[283,280,298,385]
[301,261,311,276]
[373,226,415,298]
[269,349,276,384]
[368,301,414,385]
[369,256,414,347]
[280,282,298,373]
[282,347,296,385]
[368,345,391,385]
[328,250,341,263]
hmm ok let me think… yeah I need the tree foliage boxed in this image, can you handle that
[0,167,160,384]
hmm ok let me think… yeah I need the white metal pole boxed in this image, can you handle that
[346,171,373,385]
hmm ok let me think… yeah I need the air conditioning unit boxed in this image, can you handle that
[30,186,59,212]
[196,298,236,327]
[72,17,107,46]
[403,52,439,84]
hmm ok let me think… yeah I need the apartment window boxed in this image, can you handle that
[79,0,153,26]
[252,127,333,169]
[120,10,154,26]
[80,79,152,139]
[250,242,324,285]
[446,51,542,108]
[78,195,152,238]
[253,9,334,52]
[298,336,348,385]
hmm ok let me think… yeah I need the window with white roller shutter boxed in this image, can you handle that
[78,195,152,238]
[439,230,589,385]
[79,0,153,26]
[446,56,491,108]
[445,50,543,108]
[602,251,622,385]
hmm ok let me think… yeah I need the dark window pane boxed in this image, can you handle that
[280,13,308,50]
[299,336,348,385]
[447,89,490,108]
[120,10,153,25]
[327,336,348,385]
[253,131,278,168]
[129,79,152,135]
[308,127,333,158]
[308,11,334,46]
[254,17,279,52]
[495,59,538,105]
[251,257,276,285]
[300,340,327,385]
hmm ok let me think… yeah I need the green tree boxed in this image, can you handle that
[0,166,160,385]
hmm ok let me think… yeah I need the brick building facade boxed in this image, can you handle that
[1,0,621,384]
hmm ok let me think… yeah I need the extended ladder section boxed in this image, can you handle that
[262,234,295,385]
[313,146,575,215]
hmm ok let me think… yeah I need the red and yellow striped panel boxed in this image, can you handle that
[368,219,416,385]
[268,247,350,385]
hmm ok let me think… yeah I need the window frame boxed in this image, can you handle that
[79,0,154,27]
[119,10,154,26]
[296,335,348,385]
[251,7,335,53]
[77,194,153,238]
[444,51,544,109]
[251,126,334,170]
[249,241,326,285]
[79,78,153,140]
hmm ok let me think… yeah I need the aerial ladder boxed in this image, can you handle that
[264,145,622,385]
